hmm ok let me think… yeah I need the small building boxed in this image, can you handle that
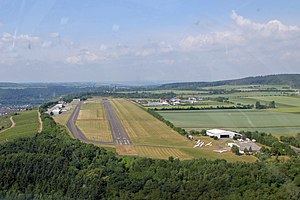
[206,129,241,139]
[147,102,170,106]
[136,99,148,104]
[160,98,168,103]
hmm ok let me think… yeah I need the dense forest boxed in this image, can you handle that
[158,74,300,90]
[0,104,299,199]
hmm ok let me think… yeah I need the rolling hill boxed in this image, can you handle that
[158,74,300,90]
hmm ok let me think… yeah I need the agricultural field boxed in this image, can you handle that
[0,110,39,143]
[158,107,300,135]
[151,92,300,135]
[76,98,113,142]
[144,101,236,110]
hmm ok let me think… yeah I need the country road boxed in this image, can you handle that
[67,99,132,146]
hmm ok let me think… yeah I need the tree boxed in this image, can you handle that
[269,101,276,108]
[255,101,261,109]
[231,145,240,155]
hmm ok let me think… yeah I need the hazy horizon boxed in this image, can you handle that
[1,0,300,82]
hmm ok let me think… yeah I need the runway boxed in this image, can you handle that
[103,99,132,146]
[67,99,132,146]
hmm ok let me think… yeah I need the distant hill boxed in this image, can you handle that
[158,74,300,90]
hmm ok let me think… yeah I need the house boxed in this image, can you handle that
[206,129,242,139]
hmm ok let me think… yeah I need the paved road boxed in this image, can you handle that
[67,101,114,145]
[67,99,132,146]
[103,99,132,146]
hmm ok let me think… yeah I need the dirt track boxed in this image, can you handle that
[0,116,16,134]
[67,99,132,146]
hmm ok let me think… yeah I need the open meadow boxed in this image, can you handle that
[76,98,113,142]
[0,110,39,143]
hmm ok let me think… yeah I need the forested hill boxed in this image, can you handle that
[158,74,300,90]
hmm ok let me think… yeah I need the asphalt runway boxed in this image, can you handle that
[102,99,132,146]
[67,99,132,146]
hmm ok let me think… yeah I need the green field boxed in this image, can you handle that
[158,109,300,134]
[0,110,39,143]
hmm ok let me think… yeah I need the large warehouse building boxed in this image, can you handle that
[206,129,241,139]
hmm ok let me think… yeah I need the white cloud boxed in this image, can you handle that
[1,32,40,43]
[180,11,300,50]
[231,10,300,32]
[65,50,104,64]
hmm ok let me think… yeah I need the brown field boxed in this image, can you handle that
[76,99,113,142]
[134,145,192,160]
[111,99,193,147]
[116,146,138,155]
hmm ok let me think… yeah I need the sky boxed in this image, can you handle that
[0,0,300,83]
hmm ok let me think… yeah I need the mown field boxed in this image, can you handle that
[111,99,192,147]
[111,99,255,162]
[76,98,113,142]
[0,110,39,143]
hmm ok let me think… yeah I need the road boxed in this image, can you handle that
[103,99,132,146]
[67,99,132,146]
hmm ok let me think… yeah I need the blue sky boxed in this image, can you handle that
[0,0,300,83]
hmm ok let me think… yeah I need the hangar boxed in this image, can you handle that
[206,129,241,139]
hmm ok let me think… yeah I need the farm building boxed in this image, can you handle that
[206,129,241,139]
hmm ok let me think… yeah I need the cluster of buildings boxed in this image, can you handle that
[206,129,261,155]
[136,97,201,107]
[47,102,66,115]
[0,104,33,116]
